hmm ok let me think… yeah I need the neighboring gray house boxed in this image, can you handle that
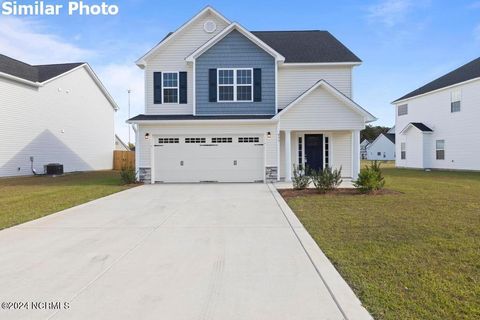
[128,6,376,183]
[366,133,395,161]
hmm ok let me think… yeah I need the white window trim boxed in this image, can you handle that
[217,68,253,103]
[162,71,179,104]
[436,139,445,160]
[400,142,406,160]
[450,90,461,113]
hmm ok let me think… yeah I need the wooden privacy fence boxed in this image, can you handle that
[113,151,135,170]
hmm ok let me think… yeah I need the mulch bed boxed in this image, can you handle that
[278,188,401,200]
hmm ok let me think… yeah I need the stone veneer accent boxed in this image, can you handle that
[139,167,151,183]
[265,166,278,182]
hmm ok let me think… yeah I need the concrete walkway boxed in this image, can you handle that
[0,184,371,320]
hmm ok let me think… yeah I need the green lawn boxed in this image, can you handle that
[0,171,136,230]
[285,167,480,320]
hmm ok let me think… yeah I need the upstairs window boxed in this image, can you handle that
[218,68,253,102]
[401,142,406,160]
[398,104,408,116]
[451,90,461,113]
[163,72,178,103]
[436,140,445,160]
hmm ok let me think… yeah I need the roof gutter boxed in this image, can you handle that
[126,118,277,125]
[281,62,362,67]
[0,72,42,87]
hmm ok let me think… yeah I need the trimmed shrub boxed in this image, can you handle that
[354,161,385,193]
[292,165,310,190]
[311,166,343,193]
[120,166,137,184]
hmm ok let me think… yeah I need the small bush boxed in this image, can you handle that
[311,166,343,193]
[120,166,137,184]
[292,165,310,190]
[354,161,385,193]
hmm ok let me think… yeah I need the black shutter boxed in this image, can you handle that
[253,68,262,102]
[153,72,162,104]
[179,72,187,104]
[209,69,217,102]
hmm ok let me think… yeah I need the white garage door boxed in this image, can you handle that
[154,135,264,183]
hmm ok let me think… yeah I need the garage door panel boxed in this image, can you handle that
[154,135,264,183]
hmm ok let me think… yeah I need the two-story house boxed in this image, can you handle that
[128,6,376,183]
[0,54,118,177]
[393,57,480,171]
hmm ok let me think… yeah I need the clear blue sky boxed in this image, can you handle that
[1,0,480,143]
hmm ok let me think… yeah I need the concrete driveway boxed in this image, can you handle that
[0,184,370,320]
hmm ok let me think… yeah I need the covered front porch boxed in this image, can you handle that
[272,80,375,182]
[278,130,360,182]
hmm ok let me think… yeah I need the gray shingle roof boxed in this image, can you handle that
[128,114,274,121]
[155,30,361,64]
[252,31,361,63]
[394,57,480,102]
[0,54,84,83]
[411,122,433,132]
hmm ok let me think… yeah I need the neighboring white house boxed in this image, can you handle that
[115,134,130,151]
[0,54,118,177]
[366,133,395,160]
[360,139,371,159]
[128,6,376,183]
[393,57,480,170]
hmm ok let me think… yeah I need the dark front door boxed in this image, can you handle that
[305,134,324,172]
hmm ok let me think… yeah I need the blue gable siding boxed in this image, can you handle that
[196,30,276,115]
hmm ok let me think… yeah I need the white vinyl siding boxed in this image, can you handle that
[144,12,229,114]
[279,86,365,131]
[278,65,353,109]
[0,68,115,177]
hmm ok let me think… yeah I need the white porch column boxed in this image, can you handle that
[284,130,292,182]
[352,130,360,179]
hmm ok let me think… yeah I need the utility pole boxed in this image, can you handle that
[127,89,131,145]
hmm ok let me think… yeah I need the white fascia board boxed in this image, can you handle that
[115,134,130,150]
[135,6,231,68]
[0,72,42,87]
[281,62,362,67]
[126,118,277,125]
[185,22,285,62]
[273,79,377,122]
[83,64,119,110]
[392,77,480,105]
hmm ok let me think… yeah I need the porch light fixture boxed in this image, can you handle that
[267,132,271,139]
[144,133,150,140]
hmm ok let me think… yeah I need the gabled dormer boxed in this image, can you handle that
[186,23,284,116]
